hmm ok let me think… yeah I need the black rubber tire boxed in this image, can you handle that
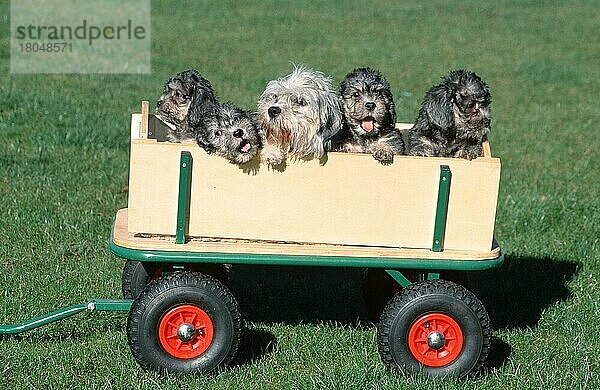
[121,261,229,300]
[377,279,490,378]
[121,261,158,300]
[362,269,470,322]
[127,271,243,374]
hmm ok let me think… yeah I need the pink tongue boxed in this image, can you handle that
[361,119,374,132]
[241,142,251,152]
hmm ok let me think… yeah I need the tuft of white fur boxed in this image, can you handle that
[257,65,342,165]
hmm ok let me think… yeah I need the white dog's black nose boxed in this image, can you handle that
[365,102,376,111]
[268,106,281,118]
[233,128,244,138]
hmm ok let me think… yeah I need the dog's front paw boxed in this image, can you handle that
[373,149,394,165]
[261,145,285,166]
[465,153,479,161]
[455,146,481,160]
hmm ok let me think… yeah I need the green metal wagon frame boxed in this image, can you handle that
[1,150,503,378]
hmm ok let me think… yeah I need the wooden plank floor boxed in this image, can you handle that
[112,208,501,261]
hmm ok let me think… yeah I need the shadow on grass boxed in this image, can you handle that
[3,255,574,373]
[470,255,579,330]
[478,256,579,371]
[230,328,277,368]
[486,337,512,371]
[230,256,578,331]
[228,257,577,372]
[229,265,369,326]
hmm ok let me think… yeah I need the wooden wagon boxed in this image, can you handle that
[1,101,503,379]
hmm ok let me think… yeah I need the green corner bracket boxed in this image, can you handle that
[432,165,452,252]
[176,151,193,244]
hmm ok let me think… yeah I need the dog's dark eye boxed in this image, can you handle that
[214,130,223,137]
[293,96,307,106]
[352,92,360,99]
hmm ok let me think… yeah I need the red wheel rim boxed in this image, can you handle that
[158,304,214,359]
[408,313,464,367]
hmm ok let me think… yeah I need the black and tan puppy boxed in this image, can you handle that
[332,67,404,164]
[408,70,492,160]
[155,69,217,143]
[195,103,264,165]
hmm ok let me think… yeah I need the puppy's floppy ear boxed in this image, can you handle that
[187,76,217,127]
[191,98,217,155]
[319,92,344,144]
[194,126,216,154]
[423,86,454,131]
[248,111,266,142]
[383,89,397,127]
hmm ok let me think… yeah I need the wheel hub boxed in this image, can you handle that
[426,331,446,350]
[158,304,214,359]
[408,313,464,367]
[177,323,197,342]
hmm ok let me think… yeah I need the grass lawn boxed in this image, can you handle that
[1,0,599,388]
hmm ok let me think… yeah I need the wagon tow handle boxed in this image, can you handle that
[0,299,132,336]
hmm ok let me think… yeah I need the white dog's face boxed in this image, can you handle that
[257,66,342,161]
[258,82,320,145]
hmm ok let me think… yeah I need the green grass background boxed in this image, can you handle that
[1,0,599,388]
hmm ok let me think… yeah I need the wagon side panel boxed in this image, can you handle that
[127,115,500,253]
[442,158,501,252]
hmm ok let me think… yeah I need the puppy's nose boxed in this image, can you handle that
[233,129,244,138]
[268,106,281,118]
[365,102,376,111]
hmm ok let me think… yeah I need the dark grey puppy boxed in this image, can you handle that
[155,69,217,143]
[408,70,492,160]
[332,67,404,164]
[196,103,264,165]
